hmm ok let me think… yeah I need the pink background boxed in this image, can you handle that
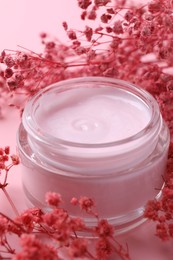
[0,0,80,51]
[0,1,172,259]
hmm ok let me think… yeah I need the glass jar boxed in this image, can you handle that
[17,77,170,234]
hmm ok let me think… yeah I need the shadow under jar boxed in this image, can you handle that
[17,77,170,235]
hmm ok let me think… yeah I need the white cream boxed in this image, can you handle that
[37,87,150,144]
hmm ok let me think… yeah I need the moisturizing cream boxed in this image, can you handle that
[17,77,170,234]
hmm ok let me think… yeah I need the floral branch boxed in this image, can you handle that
[0,147,130,259]
[0,189,130,259]
[0,147,20,217]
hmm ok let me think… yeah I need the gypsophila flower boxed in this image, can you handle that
[95,219,114,237]
[78,0,92,9]
[13,234,60,260]
[79,196,95,213]
[45,192,62,207]
[69,238,88,258]
[96,238,113,259]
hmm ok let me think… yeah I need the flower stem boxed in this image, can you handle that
[2,188,19,216]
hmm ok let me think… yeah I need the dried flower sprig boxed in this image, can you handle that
[0,186,130,259]
[0,146,20,216]
[0,0,173,256]
[0,148,129,259]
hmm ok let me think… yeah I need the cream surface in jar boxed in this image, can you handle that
[17,77,170,234]
[39,87,150,143]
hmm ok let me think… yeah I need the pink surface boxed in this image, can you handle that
[0,0,81,51]
[0,1,172,259]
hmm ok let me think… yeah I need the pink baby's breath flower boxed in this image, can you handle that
[11,154,20,165]
[15,208,43,232]
[84,26,93,41]
[67,30,77,40]
[13,234,60,260]
[4,146,10,155]
[45,192,62,207]
[148,0,162,13]
[78,0,92,9]
[69,238,88,258]
[112,20,124,34]
[68,217,85,231]
[4,68,13,78]
[95,219,114,237]
[87,8,97,20]
[79,196,95,213]
[94,0,110,7]
[4,55,15,67]
[70,197,78,206]
[96,238,113,259]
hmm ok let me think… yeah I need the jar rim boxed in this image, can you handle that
[22,77,160,149]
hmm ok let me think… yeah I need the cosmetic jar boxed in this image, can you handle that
[17,77,170,234]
